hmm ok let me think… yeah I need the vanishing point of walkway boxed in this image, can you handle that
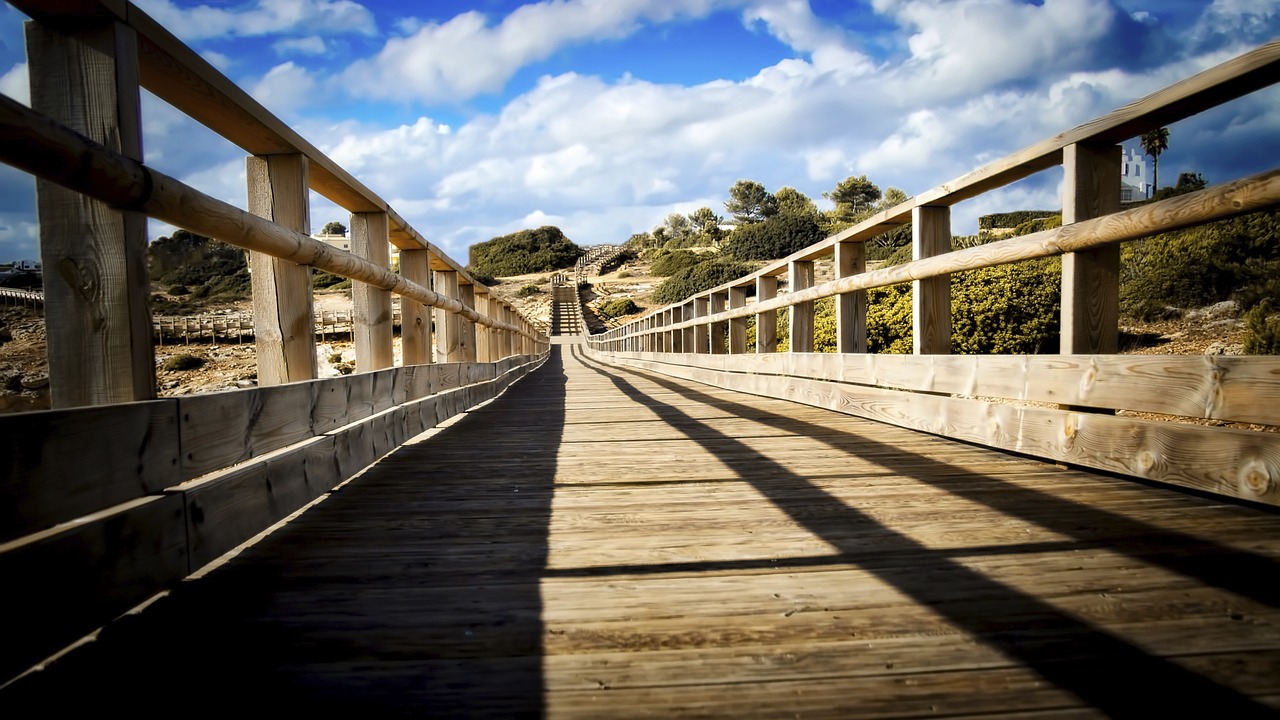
[8,340,1280,717]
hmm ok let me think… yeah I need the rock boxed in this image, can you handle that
[20,373,49,390]
[1205,342,1244,356]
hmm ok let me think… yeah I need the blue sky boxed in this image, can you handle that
[0,0,1277,264]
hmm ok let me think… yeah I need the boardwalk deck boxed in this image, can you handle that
[7,341,1280,717]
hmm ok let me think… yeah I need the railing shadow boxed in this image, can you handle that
[4,349,568,717]
[572,346,1279,718]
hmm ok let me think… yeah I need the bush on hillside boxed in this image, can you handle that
[651,250,703,276]
[467,226,583,278]
[599,297,640,317]
[148,229,251,301]
[722,213,825,261]
[652,259,754,305]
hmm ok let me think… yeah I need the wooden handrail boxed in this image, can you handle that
[0,93,542,343]
[593,167,1280,342]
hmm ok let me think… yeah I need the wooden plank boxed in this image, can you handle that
[434,270,464,362]
[180,435,340,571]
[27,19,154,407]
[693,296,709,354]
[458,282,478,362]
[601,354,1280,506]
[176,382,315,481]
[1061,143,1121,354]
[247,153,315,385]
[613,351,1280,427]
[0,400,178,541]
[709,293,727,354]
[351,211,393,372]
[789,260,814,353]
[836,240,867,353]
[728,286,748,354]
[474,292,494,362]
[913,205,950,354]
[0,493,187,682]
[756,275,778,353]
[399,248,432,366]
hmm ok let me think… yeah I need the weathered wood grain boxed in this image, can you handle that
[27,19,154,407]
[789,260,814,353]
[1061,142,1121,354]
[599,352,1280,505]
[351,211,393,372]
[0,400,179,540]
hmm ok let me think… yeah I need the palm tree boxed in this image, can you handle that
[1141,127,1170,197]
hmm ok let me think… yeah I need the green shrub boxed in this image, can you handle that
[163,353,206,371]
[599,297,640,317]
[979,210,1058,230]
[651,250,703,276]
[517,284,542,297]
[723,213,825,261]
[1245,301,1280,354]
[167,285,190,296]
[468,226,583,278]
[313,270,347,289]
[652,259,754,304]
[1120,209,1280,317]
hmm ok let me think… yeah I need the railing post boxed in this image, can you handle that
[681,301,695,353]
[669,307,682,353]
[458,282,477,362]
[434,269,465,362]
[912,206,951,354]
[1062,142,1122,354]
[756,275,778,353]
[836,240,867,353]
[351,211,392,372]
[474,291,493,362]
[655,312,667,353]
[399,248,432,366]
[27,19,156,406]
[789,261,814,353]
[728,285,748,354]
[710,292,727,354]
[246,153,316,384]
[694,296,710,353]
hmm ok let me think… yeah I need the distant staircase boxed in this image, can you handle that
[550,281,581,336]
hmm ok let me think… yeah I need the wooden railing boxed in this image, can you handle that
[0,1,548,684]
[584,40,1280,509]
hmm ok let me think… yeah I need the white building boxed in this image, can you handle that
[313,231,400,265]
[1121,146,1148,202]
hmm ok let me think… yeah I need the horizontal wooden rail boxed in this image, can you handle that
[7,0,467,263]
[0,93,543,344]
[592,350,1280,506]
[705,39,1280,281]
[595,168,1280,344]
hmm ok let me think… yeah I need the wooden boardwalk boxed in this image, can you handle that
[8,341,1280,718]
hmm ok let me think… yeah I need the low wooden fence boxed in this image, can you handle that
[153,309,407,345]
[585,40,1280,509]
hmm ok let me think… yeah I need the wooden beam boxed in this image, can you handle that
[474,292,493,362]
[756,276,778,353]
[694,296,709,354]
[1062,143,1122,354]
[710,292,728,355]
[728,286,748,354]
[247,153,315,384]
[351,211,393,372]
[836,240,867,353]
[458,282,477,362]
[789,261,814,353]
[434,270,464,362]
[399,248,432,366]
[27,19,154,407]
[912,206,951,355]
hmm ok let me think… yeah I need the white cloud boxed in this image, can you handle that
[247,62,319,117]
[274,36,328,56]
[339,0,731,103]
[0,62,27,105]
[133,0,377,41]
